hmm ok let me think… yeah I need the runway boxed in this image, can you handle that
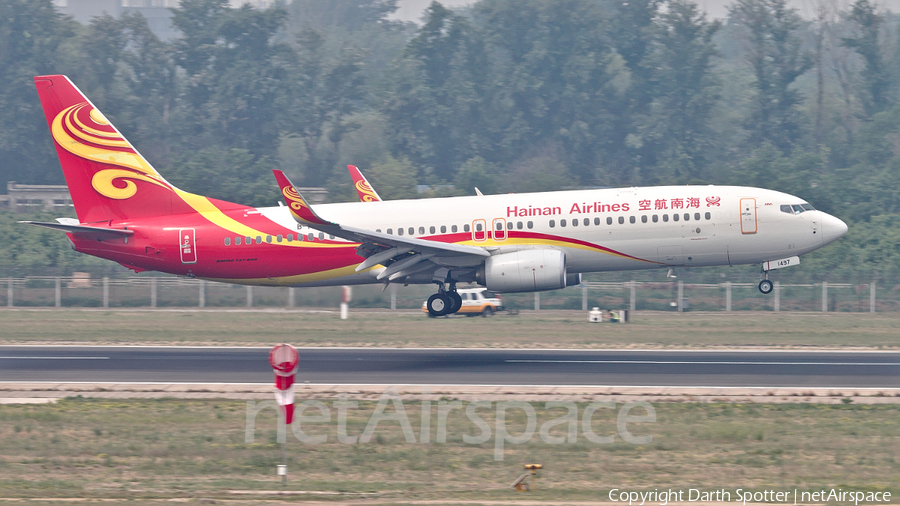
[1,346,899,387]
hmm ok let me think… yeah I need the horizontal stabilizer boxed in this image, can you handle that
[20,221,134,238]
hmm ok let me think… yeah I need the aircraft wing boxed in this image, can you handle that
[347,165,382,202]
[273,170,487,282]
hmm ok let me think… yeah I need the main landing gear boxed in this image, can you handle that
[426,282,462,317]
[758,268,774,295]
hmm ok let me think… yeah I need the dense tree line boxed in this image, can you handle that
[0,0,898,282]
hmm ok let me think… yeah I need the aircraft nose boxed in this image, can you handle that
[821,213,848,245]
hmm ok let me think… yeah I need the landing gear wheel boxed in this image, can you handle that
[758,279,774,294]
[427,293,451,317]
[448,292,462,314]
[481,306,494,317]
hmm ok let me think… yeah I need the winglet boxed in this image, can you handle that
[273,170,334,226]
[347,165,382,202]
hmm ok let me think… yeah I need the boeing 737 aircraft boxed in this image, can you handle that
[26,75,848,316]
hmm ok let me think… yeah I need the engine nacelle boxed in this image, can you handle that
[476,249,567,293]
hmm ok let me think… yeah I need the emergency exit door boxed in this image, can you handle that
[740,198,757,234]
[179,228,197,264]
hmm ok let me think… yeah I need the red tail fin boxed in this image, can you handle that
[347,165,382,202]
[34,75,186,223]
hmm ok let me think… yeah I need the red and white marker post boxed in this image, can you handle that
[269,344,299,483]
[340,286,352,320]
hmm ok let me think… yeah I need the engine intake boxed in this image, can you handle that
[476,249,567,293]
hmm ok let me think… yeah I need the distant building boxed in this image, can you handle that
[0,182,74,214]
[52,0,286,41]
[0,181,328,214]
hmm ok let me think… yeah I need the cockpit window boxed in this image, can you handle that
[781,203,815,214]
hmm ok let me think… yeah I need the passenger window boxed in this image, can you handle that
[475,222,483,232]
[276,235,283,243]
[606,217,613,225]
[673,214,679,222]
[408,227,414,235]
[594,217,600,225]
[517,222,523,230]
[641,215,648,223]
[584,218,589,226]
[287,234,293,242]
[318,232,324,240]
[562,219,569,227]
[376,229,381,233]
[429,226,435,234]
[549,220,556,228]
[308,232,314,241]
[224,237,231,246]
[245,236,251,245]
[235,237,241,245]
[527,221,533,229]
[464,224,470,232]
[618,217,624,224]
[496,221,503,230]
[387,228,393,235]
[653,215,658,223]
[694,213,701,221]
[266,235,273,243]
[705,212,711,220]
[452,225,458,233]
[629,216,635,224]
[440,225,446,233]
[398,228,404,236]
[329,235,334,240]
[683,213,689,221]
[663,215,669,222]
[419,227,425,235]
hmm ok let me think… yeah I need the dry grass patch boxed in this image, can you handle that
[0,398,898,501]
[1,310,900,349]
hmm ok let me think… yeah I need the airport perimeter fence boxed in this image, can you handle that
[1,275,898,313]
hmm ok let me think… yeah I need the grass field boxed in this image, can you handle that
[1,309,899,349]
[0,398,897,501]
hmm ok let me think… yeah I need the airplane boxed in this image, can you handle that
[25,75,848,316]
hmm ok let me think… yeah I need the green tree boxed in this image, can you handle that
[167,148,280,207]
[365,155,418,199]
[638,0,721,182]
[728,0,812,152]
[0,0,75,186]
[279,28,365,185]
[453,156,499,195]
[841,0,890,117]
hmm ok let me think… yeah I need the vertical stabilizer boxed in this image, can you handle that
[34,75,185,223]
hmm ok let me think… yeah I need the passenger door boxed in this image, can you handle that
[740,198,757,234]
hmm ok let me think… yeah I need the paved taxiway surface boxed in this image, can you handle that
[1,346,899,387]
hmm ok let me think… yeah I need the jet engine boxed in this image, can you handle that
[476,249,568,292]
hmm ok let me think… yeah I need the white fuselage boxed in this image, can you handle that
[253,185,847,286]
